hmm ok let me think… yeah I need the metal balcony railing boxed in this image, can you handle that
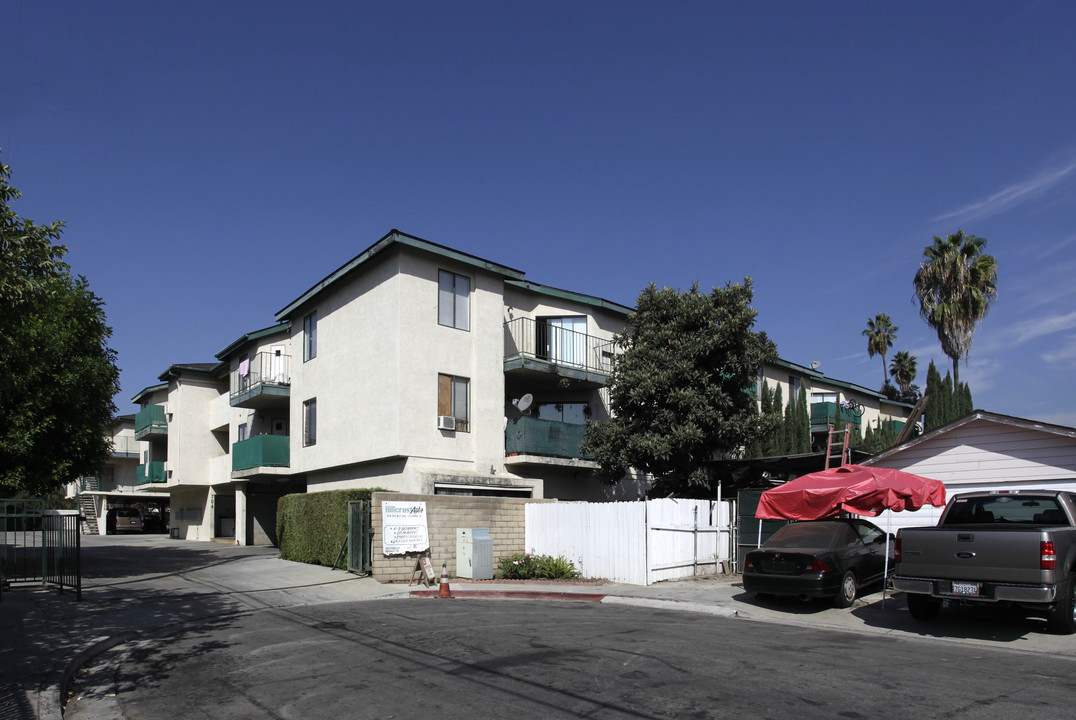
[503,317,616,376]
[134,405,167,440]
[505,417,592,460]
[232,435,290,472]
[810,402,863,431]
[230,351,291,406]
[136,461,167,485]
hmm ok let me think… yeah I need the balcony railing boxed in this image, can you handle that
[504,317,616,379]
[810,402,863,431]
[134,405,167,440]
[230,351,291,407]
[110,434,141,458]
[505,417,592,460]
[136,461,166,485]
[232,434,290,472]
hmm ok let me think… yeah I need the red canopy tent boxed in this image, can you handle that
[754,464,946,607]
[755,464,946,521]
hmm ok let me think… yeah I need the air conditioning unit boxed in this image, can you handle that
[437,415,457,431]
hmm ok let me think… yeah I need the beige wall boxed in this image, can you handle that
[370,492,554,582]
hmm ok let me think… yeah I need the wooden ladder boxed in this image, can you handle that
[825,423,851,469]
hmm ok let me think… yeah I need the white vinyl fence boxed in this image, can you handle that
[525,499,733,586]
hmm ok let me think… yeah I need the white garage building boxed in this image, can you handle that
[863,410,1076,535]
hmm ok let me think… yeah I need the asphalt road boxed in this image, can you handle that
[68,598,1076,720]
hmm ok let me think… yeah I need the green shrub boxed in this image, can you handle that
[496,553,579,580]
[535,554,580,579]
[276,488,386,566]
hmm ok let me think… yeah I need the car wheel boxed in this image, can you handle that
[1047,573,1076,635]
[906,592,941,621]
[834,571,856,608]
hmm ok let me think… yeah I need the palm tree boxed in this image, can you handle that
[862,313,898,387]
[913,231,998,387]
[889,350,918,394]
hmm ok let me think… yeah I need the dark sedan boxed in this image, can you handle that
[743,518,894,608]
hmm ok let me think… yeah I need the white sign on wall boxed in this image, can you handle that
[382,501,430,555]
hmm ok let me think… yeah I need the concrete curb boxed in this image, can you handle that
[42,631,138,720]
[409,589,607,602]
[599,595,740,619]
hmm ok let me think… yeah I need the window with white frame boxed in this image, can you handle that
[789,376,802,403]
[303,310,318,361]
[238,423,249,442]
[303,398,317,446]
[437,374,469,432]
[438,270,470,331]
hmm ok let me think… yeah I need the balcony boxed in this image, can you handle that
[504,417,595,467]
[231,351,291,408]
[110,434,141,459]
[136,461,167,485]
[134,405,167,440]
[810,402,863,433]
[504,317,615,387]
[232,434,290,477]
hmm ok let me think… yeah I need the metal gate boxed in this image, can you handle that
[734,490,789,573]
[1,500,82,601]
[346,500,372,575]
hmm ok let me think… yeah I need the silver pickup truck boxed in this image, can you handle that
[894,489,1076,634]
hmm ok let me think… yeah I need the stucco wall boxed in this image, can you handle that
[370,492,554,583]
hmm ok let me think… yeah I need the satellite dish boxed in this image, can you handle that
[513,393,534,415]
[810,361,820,370]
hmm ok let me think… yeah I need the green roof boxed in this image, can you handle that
[216,322,291,360]
[275,229,527,321]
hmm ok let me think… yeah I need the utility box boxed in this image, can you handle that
[456,527,494,580]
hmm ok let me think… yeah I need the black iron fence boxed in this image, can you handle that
[0,499,82,601]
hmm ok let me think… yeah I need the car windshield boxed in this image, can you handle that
[764,522,853,550]
[945,496,1068,525]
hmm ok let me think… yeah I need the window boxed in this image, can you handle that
[537,317,586,367]
[238,423,249,442]
[437,374,469,432]
[789,376,802,403]
[303,311,318,361]
[438,270,470,330]
[303,398,317,446]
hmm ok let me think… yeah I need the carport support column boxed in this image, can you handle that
[235,482,249,546]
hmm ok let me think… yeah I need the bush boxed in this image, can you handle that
[276,488,386,566]
[496,553,579,580]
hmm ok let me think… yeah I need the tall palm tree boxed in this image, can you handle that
[913,231,998,387]
[889,350,918,394]
[862,313,898,387]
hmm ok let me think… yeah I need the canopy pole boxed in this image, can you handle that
[882,511,891,608]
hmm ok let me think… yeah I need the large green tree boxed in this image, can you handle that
[0,157,120,496]
[913,231,998,387]
[862,313,898,387]
[583,279,778,496]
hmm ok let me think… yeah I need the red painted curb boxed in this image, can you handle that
[410,590,606,602]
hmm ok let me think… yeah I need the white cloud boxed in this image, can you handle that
[1013,311,1076,345]
[933,155,1076,226]
[1042,336,1076,366]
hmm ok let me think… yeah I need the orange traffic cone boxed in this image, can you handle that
[437,562,453,599]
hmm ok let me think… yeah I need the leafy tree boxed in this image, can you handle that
[913,231,998,387]
[889,350,918,395]
[0,156,120,496]
[583,279,778,495]
[862,313,898,387]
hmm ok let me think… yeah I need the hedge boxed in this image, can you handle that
[276,488,386,566]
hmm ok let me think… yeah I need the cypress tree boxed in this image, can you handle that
[796,385,810,453]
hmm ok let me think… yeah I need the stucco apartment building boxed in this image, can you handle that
[124,230,912,545]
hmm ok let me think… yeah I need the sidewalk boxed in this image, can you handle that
[2,535,1072,719]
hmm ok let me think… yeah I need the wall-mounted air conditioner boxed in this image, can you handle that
[437,415,457,431]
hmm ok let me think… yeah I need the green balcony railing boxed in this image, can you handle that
[134,405,167,440]
[232,435,290,472]
[810,402,863,431]
[505,417,591,460]
[136,461,166,485]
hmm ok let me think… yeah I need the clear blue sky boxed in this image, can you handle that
[3,2,1075,425]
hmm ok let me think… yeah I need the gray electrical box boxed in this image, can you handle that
[456,527,494,580]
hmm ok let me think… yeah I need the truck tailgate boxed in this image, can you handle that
[899,528,1046,584]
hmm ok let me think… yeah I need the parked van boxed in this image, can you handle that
[107,508,143,534]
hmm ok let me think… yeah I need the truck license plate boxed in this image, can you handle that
[951,581,980,596]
